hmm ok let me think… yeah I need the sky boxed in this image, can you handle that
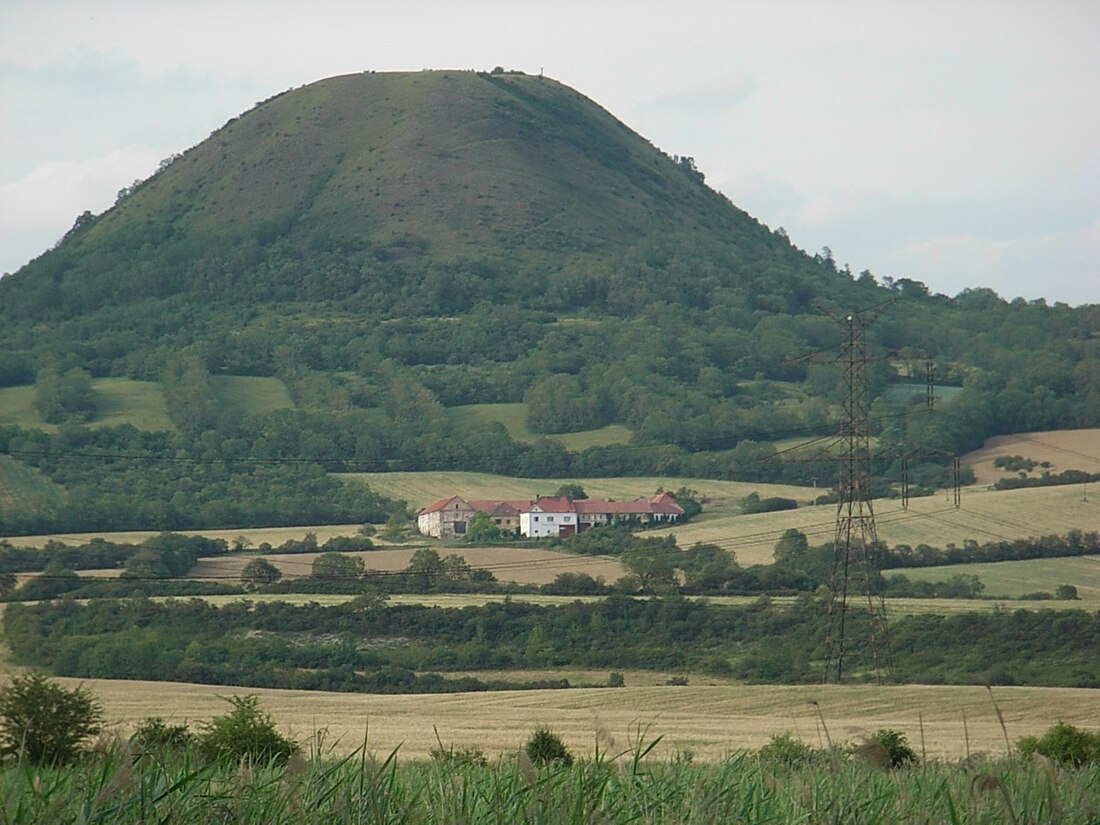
[1,1,1097,305]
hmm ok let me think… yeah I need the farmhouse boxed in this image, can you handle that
[416,495,476,538]
[417,492,685,538]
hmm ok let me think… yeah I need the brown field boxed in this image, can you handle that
[40,677,1098,762]
[962,428,1100,485]
[188,546,625,586]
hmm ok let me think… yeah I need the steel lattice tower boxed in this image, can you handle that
[821,311,891,684]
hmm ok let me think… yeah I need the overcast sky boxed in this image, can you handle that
[1,1,1096,305]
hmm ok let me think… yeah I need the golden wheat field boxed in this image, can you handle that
[650,483,1100,566]
[962,427,1100,485]
[338,472,818,510]
[40,677,1099,762]
[186,546,626,586]
[2,524,366,549]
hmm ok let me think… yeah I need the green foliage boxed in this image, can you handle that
[198,695,296,764]
[33,367,96,424]
[869,729,918,767]
[607,671,625,687]
[310,552,364,580]
[757,732,817,765]
[524,727,573,766]
[132,716,195,752]
[553,482,588,500]
[740,492,798,514]
[465,512,500,542]
[670,486,702,519]
[241,557,282,588]
[1017,721,1100,766]
[1055,584,1080,600]
[0,672,104,764]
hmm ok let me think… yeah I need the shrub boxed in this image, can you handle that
[525,727,573,767]
[132,716,194,752]
[198,695,297,764]
[0,672,104,764]
[758,733,816,765]
[869,729,918,767]
[607,671,625,688]
[1017,721,1100,766]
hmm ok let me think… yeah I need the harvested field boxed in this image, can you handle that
[963,428,1100,485]
[48,677,1098,762]
[339,472,817,511]
[652,483,1100,566]
[188,546,625,586]
[4,524,365,549]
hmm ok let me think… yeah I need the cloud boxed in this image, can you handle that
[0,147,167,274]
[892,220,1100,305]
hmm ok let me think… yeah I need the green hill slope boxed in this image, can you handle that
[0,70,1096,535]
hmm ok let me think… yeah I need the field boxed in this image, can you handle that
[0,378,175,431]
[188,545,626,586]
[209,375,295,416]
[342,471,817,512]
[650,483,1100,566]
[962,427,1100,485]
[902,554,1100,599]
[2,523,364,549]
[0,455,65,514]
[446,402,633,451]
[41,676,1100,763]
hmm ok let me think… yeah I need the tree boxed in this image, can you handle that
[1055,584,1080,600]
[465,512,500,542]
[0,672,104,764]
[670,487,702,519]
[553,483,588,500]
[34,367,96,424]
[620,538,678,594]
[310,552,364,580]
[525,727,573,766]
[406,548,444,589]
[198,695,297,763]
[241,558,282,589]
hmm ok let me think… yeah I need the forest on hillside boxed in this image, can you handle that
[0,71,1096,535]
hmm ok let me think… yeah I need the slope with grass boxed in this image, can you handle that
[901,555,1100,599]
[0,455,65,514]
[0,378,174,432]
[446,403,632,450]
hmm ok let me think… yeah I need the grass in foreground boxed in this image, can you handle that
[1,741,1096,824]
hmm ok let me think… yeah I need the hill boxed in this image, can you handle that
[0,70,1097,535]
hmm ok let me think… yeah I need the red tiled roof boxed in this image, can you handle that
[417,495,470,515]
[530,495,576,513]
[574,500,650,515]
[648,493,685,515]
[469,500,524,517]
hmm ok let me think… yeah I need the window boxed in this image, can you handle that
[454,522,467,534]
[547,516,555,522]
